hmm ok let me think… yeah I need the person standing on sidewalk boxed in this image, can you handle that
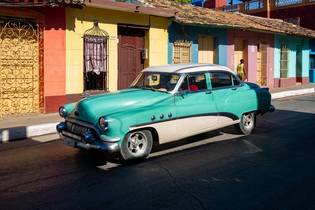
[237,59,247,81]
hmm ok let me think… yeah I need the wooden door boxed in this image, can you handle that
[257,44,267,86]
[234,38,244,72]
[198,35,216,64]
[118,27,145,89]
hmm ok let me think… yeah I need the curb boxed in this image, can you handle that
[271,87,315,99]
[1,87,315,143]
[0,123,58,143]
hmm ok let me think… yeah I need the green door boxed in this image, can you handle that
[296,45,303,83]
[209,71,247,125]
[175,72,218,139]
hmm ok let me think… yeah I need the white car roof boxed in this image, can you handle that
[142,64,236,75]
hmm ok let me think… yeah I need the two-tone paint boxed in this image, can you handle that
[57,64,273,153]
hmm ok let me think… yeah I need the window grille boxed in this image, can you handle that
[83,21,109,92]
[275,0,302,7]
[280,43,288,78]
[244,0,264,11]
[173,40,192,64]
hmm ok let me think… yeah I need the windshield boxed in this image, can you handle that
[130,72,181,92]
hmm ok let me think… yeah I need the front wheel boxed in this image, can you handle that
[120,130,153,161]
[235,112,256,135]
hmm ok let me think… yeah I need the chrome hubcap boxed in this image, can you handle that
[127,131,147,155]
[243,113,254,130]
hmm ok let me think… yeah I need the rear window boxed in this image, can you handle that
[210,72,233,88]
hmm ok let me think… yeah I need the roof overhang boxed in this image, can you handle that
[85,0,175,18]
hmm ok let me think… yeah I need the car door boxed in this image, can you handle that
[175,72,218,139]
[209,71,244,127]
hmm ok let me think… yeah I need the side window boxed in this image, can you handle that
[179,76,189,91]
[179,73,208,92]
[232,75,240,86]
[210,72,233,89]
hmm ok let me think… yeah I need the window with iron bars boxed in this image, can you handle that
[280,43,288,78]
[173,40,192,64]
[84,35,108,91]
[83,21,109,92]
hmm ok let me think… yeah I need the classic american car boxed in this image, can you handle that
[57,64,274,160]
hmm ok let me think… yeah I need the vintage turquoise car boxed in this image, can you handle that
[57,64,274,160]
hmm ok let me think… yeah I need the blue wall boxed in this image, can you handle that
[274,35,310,78]
[168,22,228,66]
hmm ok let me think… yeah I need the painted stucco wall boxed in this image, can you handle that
[65,7,168,94]
[228,29,274,87]
[43,7,66,112]
[147,16,169,67]
[274,35,310,79]
[168,22,228,66]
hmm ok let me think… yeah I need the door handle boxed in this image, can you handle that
[205,91,212,94]
[231,87,237,90]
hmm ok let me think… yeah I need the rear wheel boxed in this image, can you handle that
[236,112,256,135]
[120,130,153,161]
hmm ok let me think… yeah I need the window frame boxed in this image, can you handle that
[172,40,192,64]
[209,71,243,91]
[178,72,210,94]
[83,33,109,92]
[130,71,181,93]
[280,43,289,79]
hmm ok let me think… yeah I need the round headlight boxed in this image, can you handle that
[59,106,67,118]
[99,117,108,131]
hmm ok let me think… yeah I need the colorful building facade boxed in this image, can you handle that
[0,1,172,117]
[65,6,170,104]
[274,35,310,87]
[168,22,228,66]
[167,22,310,88]
[227,29,275,87]
[163,0,313,88]
[1,0,315,118]
[0,6,68,117]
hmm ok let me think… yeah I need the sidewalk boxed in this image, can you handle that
[270,83,315,99]
[0,113,61,143]
[1,83,315,143]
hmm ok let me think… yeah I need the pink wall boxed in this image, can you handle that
[227,29,274,87]
[43,7,66,112]
[247,42,258,83]
[227,31,234,70]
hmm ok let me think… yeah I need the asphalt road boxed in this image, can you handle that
[1,94,315,210]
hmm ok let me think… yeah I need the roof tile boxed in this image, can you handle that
[144,0,315,38]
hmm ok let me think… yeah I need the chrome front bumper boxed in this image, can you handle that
[57,122,119,153]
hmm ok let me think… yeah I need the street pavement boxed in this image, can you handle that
[0,94,315,210]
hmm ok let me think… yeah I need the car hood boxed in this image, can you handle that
[71,88,172,123]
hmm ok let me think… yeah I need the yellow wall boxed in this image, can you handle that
[65,7,169,94]
[148,16,169,67]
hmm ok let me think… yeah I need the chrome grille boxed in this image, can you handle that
[65,121,90,136]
